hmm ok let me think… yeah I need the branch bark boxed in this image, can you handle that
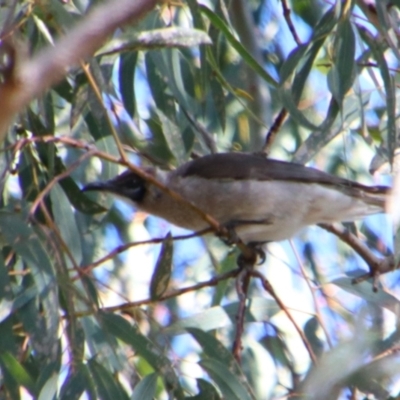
[0,0,158,140]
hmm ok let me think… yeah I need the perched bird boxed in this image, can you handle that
[82,152,389,244]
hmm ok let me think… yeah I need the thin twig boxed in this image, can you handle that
[232,267,252,363]
[81,61,128,162]
[29,150,96,217]
[319,223,396,291]
[262,108,288,154]
[289,240,333,349]
[251,270,318,365]
[100,268,240,314]
[280,0,302,46]
[73,229,212,280]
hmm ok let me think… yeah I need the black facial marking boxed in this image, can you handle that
[82,171,147,203]
[110,171,147,203]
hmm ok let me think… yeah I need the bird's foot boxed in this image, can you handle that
[237,242,266,269]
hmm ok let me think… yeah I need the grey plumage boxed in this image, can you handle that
[83,153,389,244]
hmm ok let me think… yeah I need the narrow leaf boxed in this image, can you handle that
[150,232,173,300]
[131,373,158,400]
[0,352,36,395]
[99,28,212,55]
[118,52,137,117]
[199,5,278,87]
[200,359,254,400]
[88,359,129,400]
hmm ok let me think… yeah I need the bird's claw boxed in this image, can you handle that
[237,243,266,269]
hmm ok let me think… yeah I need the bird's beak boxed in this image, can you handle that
[82,181,115,193]
[82,171,146,203]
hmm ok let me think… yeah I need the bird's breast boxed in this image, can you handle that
[137,175,385,243]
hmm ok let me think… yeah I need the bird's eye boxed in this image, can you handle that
[118,174,146,202]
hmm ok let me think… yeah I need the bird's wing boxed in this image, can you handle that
[177,153,389,195]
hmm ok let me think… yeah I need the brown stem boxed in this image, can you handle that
[319,223,395,291]
[251,270,318,365]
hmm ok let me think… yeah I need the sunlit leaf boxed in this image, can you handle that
[150,232,173,300]
[330,276,400,312]
[131,373,158,400]
[327,19,356,106]
[0,352,36,396]
[98,28,212,56]
[168,297,280,333]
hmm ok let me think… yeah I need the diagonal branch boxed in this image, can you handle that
[0,0,158,140]
[319,223,396,291]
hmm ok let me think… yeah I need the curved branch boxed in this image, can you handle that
[319,223,396,291]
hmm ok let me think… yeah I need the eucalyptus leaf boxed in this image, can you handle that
[98,28,212,56]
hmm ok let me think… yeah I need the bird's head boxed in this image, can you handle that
[82,169,148,203]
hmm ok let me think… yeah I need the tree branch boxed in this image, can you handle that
[0,0,158,140]
[319,223,396,291]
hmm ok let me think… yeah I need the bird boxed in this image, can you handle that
[82,152,390,245]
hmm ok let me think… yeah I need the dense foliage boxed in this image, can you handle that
[0,0,399,399]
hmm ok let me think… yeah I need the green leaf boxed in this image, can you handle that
[53,78,74,102]
[145,112,176,164]
[200,358,254,400]
[199,5,278,87]
[0,253,13,323]
[294,92,370,163]
[88,359,129,400]
[150,232,173,300]
[0,211,59,364]
[0,318,17,356]
[60,176,107,214]
[291,39,325,104]
[81,316,122,372]
[210,73,226,131]
[187,328,254,396]
[118,52,137,117]
[164,48,196,111]
[99,28,212,55]
[47,0,80,28]
[146,51,175,115]
[38,373,58,400]
[10,285,38,318]
[189,378,221,400]
[99,312,185,399]
[280,88,319,130]
[60,364,92,400]
[50,183,83,265]
[327,19,356,106]
[188,328,239,371]
[304,317,325,359]
[0,352,36,395]
[279,44,309,85]
[168,297,279,333]
[311,3,341,41]
[330,276,400,312]
[131,373,158,400]
[156,109,187,165]
[262,333,292,368]
[358,25,396,164]
[302,334,376,397]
